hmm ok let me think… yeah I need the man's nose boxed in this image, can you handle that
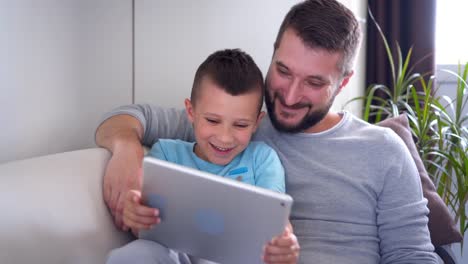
[283,79,302,106]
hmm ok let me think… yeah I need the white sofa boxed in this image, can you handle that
[0,147,454,264]
[0,148,132,264]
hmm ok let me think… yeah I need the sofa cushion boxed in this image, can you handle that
[0,148,133,264]
[377,114,463,246]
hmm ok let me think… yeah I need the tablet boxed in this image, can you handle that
[139,156,293,264]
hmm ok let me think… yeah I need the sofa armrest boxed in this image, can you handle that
[0,148,133,264]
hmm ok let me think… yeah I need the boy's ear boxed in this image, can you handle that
[184,98,195,123]
[253,111,266,132]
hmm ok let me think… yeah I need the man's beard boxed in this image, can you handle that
[264,90,335,133]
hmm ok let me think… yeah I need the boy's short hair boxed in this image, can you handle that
[191,49,264,112]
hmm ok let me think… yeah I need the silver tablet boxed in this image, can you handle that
[139,156,293,264]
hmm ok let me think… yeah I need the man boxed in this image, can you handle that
[96,0,438,263]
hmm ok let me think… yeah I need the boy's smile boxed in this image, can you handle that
[185,77,264,165]
[210,143,234,154]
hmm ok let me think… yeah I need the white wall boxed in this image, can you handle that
[135,0,298,108]
[334,0,367,116]
[0,0,133,163]
[134,0,366,114]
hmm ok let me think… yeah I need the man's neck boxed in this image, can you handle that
[303,112,343,133]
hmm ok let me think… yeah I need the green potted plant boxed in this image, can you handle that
[346,14,468,240]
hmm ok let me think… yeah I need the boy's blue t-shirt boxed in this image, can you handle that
[148,139,285,193]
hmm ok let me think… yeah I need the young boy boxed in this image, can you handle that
[106,49,299,264]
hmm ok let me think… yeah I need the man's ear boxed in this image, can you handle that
[253,111,266,132]
[337,70,354,94]
[184,98,195,123]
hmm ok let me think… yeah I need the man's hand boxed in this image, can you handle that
[103,147,144,230]
[263,223,300,264]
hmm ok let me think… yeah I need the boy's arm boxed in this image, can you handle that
[253,143,285,193]
[253,144,298,263]
[124,189,160,235]
[122,142,167,236]
[95,104,194,230]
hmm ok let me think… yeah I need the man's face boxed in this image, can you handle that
[265,28,350,133]
[185,77,264,165]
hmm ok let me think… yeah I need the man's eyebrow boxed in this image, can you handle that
[276,60,289,70]
[276,60,328,83]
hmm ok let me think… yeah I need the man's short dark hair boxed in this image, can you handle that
[274,0,361,76]
[191,49,264,112]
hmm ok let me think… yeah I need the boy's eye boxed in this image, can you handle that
[206,118,219,124]
[235,124,249,128]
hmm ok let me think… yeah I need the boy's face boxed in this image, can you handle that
[185,77,264,165]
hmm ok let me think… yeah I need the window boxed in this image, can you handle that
[435,1,468,65]
[435,0,468,125]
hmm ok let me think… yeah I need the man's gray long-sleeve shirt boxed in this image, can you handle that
[100,104,438,263]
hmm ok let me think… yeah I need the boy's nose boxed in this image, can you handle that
[218,126,234,144]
